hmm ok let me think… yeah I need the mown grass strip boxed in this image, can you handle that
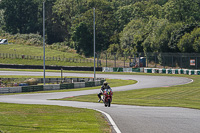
[0,58,94,67]
[60,75,200,110]
[0,103,110,133]
[0,76,136,132]
[0,44,82,58]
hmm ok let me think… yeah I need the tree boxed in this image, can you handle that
[0,0,41,34]
[0,10,5,29]
[72,22,93,56]
[114,5,134,32]
[120,19,147,54]
[71,0,115,54]
[163,0,200,23]
[177,27,200,52]
[169,23,199,51]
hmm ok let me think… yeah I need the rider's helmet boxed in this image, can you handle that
[103,81,108,86]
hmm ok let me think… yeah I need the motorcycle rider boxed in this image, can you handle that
[97,81,111,102]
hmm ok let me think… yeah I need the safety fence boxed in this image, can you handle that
[0,53,96,64]
[2,52,200,69]
[0,78,105,93]
[102,67,143,72]
[98,52,200,69]
[102,67,200,76]
[144,68,200,75]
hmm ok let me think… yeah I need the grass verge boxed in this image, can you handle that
[59,75,200,110]
[0,103,110,133]
[0,76,137,132]
[0,58,94,67]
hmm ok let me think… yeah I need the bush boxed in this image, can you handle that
[24,78,38,85]
[0,32,42,46]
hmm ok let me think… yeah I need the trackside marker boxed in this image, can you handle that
[95,109,121,133]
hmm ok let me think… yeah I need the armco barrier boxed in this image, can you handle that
[43,84,60,91]
[144,68,152,73]
[189,70,195,75]
[22,86,30,92]
[103,67,200,76]
[132,68,140,72]
[183,69,189,75]
[102,67,113,72]
[152,68,158,73]
[74,82,85,88]
[85,81,95,87]
[0,80,106,93]
[60,83,74,89]
[0,88,10,93]
[0,87,22,93]
[172,69,178,74]
[103,67,143,73]
[95,81,101,86]
[178,69,184,74]
[195,70,200,75]
[113,67,123,72]
[123,68,132,72]
[166,69,172,74]
[145,68,200,75]
[159,69,166,74]
[9,87,22,93]
[22,85,43,92]
[140,68,144,72]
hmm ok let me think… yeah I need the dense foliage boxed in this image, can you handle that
[0,0,200,56]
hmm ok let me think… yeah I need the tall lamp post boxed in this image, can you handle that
[43,1,46,85]
[93,8,96,81]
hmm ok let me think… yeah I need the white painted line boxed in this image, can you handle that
[95,109,121,133]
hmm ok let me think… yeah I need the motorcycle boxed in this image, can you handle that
[101,88,113,107]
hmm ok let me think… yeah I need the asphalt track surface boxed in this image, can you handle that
[0,71,200,133]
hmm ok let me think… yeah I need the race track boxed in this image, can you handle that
[0,71,200,133]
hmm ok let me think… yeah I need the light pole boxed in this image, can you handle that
[93,8,96,81]
[43,1,46,85]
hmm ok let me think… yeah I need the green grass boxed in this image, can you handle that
[0,44,81,58]
[0,76,136,132]
[0,103,110,133]
[0,58,94,67]
[0,44,94,66]
[60,75,200,110]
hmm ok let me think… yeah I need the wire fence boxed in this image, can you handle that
[0,53,95,64]
[97,52,200,69]
[1,52,200,69]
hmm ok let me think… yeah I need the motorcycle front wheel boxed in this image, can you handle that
[108,99,111,107]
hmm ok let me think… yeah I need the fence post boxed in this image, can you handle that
[61,68,63,81]
[154,53,157,68]
[97,53,99,67]
[138,53,140,67]
[181,56,182,69]
[124,53,125,68]
[146,53,148,67]
[106,53,107,67]
[196,57,198,69]
[114,53,116,68]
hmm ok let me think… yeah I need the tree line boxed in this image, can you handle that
[0,0,200,57]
